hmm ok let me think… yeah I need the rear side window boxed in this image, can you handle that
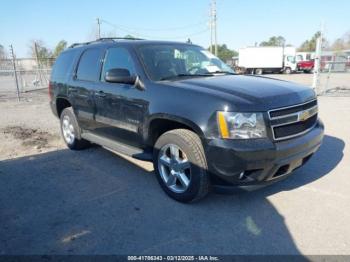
[76,49,102,82]
[101,47,136,81]
[51,51,77,81]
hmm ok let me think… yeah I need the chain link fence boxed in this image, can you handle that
[0,57,54,100]
[316,50,350,96]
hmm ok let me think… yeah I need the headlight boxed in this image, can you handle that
[217,111,267,139]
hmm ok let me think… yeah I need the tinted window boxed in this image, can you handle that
[76,49,102,81]
[51,51,77,81]
[101,47,135,81]
[138,44,233,81]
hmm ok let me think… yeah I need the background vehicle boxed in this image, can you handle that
[296,52,315,62]
[297,59,315,73]
[238,46,297,75]
[50,39,324,203]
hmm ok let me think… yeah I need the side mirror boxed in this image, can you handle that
[105,68,136,85]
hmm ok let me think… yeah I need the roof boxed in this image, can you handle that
[68,38,196,49]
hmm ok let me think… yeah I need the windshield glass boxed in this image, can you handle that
[137,44,234,81]
[286,56,296,63]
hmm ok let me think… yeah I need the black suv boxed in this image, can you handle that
[50,38,324,202]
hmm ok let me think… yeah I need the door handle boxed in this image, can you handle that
[68,87,77,93]
[95,91,106,97]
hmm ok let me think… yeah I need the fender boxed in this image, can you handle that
[143,113,205,145]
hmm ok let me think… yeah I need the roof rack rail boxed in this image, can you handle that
[68,37,145,48]
[97,37,145,41]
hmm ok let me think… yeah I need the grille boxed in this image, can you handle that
[269,99,318,141]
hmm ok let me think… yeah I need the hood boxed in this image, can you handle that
[165,75,316,111]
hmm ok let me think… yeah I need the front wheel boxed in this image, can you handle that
[284,67,292,74]
[153,129,209,203]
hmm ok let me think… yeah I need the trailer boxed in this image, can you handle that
[238,46,297,74]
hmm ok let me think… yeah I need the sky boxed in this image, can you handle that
[1,0,349,57]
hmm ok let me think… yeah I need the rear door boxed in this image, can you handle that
[93,46,148,148]
[68,48,104,130]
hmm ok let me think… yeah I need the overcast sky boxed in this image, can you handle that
[1,0,349,57]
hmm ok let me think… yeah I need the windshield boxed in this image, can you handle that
[137,44,234,81]
[286,56,296,63]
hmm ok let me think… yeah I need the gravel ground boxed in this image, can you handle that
[0,82,349,255]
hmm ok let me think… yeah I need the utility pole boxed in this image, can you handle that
[213,0,218,56]
[9,45,20,101]
[34,42,43,86]
[209,2,213,53]
[97,18,101,39]
[312,22,324,94]
[210,0,218,55]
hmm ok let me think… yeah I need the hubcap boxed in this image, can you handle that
[158,144,191,193]
[62,115,75,145]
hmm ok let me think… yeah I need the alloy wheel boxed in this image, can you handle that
[158,144,192,193]
[62,115,75,145]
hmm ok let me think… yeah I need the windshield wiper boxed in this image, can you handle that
[160,74,214,81]
[206,71,236,75]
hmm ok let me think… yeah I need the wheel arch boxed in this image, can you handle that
[144,114,205,146]
[56,96,72,117]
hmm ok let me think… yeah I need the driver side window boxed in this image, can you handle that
[101,47,136,81]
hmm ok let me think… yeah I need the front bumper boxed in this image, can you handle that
[204,119,324,189]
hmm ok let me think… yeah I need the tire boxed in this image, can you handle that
[255,68,263,75]
[60,107,90,150]
[153,129,209,203]
[284,67,292,74]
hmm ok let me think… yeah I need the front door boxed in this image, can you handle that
[93,47,148,148]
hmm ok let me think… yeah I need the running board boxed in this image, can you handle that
[81,132,153,161]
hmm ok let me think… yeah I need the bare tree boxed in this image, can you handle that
[28,40,52,61]
[0,44,7,59]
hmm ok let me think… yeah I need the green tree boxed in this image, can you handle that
[124,34,136,39]
[259,36,286,47]
[53,40,67,58]
[208,44,238,62]
[298,31,329,52]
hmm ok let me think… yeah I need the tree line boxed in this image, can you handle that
[1,30,349,62]
[0,40,68,61]
[255,31,350,52]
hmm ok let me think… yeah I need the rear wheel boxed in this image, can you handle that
[60,107,90,150]
[153,129,209,203]
[255,68,263,75]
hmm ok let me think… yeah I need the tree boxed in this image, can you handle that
[208,44,238,62]
[29,40,52,61]
[0,44,7,59]
[53,40,67,58]
[124,34,136,39]
[298,31,329,52]
[259,36,286,47]
[330,31,350,51]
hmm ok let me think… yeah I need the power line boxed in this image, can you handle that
[99,18,207,32]
[98,18,209,40]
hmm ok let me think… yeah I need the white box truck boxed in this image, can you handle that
[238,46,297,74]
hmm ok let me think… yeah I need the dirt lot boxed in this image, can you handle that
[0,76,350,255]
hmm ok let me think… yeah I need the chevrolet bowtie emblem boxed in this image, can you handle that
[299,110,311,121]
